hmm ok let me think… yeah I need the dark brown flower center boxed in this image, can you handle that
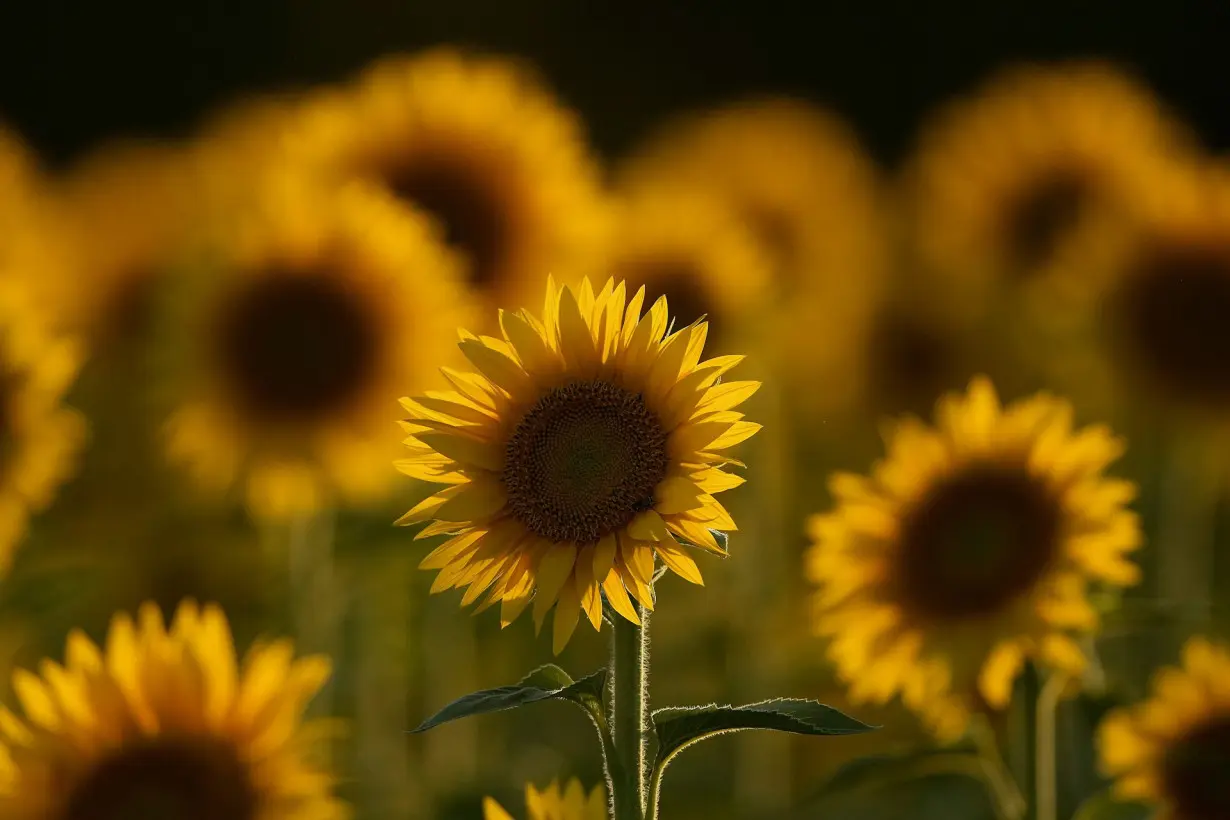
[503,379,670,544]
[386,155,508,290]
[616,258,715,335]
[895,464,1061,620]
[1112,243,1230,408]
[1005,171,1089,274]
[1161,712,1230,820]
[59,736,258,820]
[867,307,961,417]
[215,272,379,425]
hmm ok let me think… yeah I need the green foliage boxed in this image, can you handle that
[652,699,876,766]
[1071,791,1152,820]
[410,663,607,733]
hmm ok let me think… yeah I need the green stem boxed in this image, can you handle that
[610,605,650,820]
[1035,674,1066,820]
[970,716,1028,820]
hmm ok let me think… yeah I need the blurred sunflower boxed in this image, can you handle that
[484,780,605,820]
[1098,636,1230,820]
[287,49,609,317]
[603,187,773,350]
[398,277,759,652]
[0,127,64,316]
[0,599,346,820]
[807,377,1141,739]
[0,294,86,573]
[619,98,887,398]
[901,61,1194,327]
[47,140,199,347]
[1032,162,1230,423]
[159,179,473,520]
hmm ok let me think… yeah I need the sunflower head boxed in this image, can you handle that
[902,60,1194,326]
[484,780,606,820]
[47,140,200,347]
[1099,637,1230,820]
[1032,161,1230,421]
[604,186,773,349]
[397,277,759,652]
[0,599,347,820]
[285,49,610,318]
[0,292,86,573]
[160,178,474,519]
[807,377,1142,739]
[619,97,887,404]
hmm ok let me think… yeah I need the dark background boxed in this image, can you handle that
[1,0,1228,170]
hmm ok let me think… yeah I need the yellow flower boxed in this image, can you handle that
[398,277,759,652]
[806,377,1141,739]
[1028,161,1230,423]
[900,60,1194,328]
[159,179,474,520]
[0,127,64,319]
[604,186,774,349]
[484,780,606,820]
[1098,636,1230,820]
[286,49,609,319]
[0,599,347,820]
[48,140,200,347]
[619,98,887,399]
[0,292,86,573]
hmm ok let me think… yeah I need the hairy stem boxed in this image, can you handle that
[1035,674,1066,820]
[610,606,650,820]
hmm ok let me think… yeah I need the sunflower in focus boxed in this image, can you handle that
[398,277,759,652]
[0,599,347,820]
[159,179,473,519]
[901,61,1194,327]
[604,187,773,350]
[1031,162,1230,423]
[807,377,1141,739]
[1098,636,1230,820]
[484,780,605,820]
[0,293,86,572]
[619,98,887,396]
[47,140,200,347]
[287,49,609,317]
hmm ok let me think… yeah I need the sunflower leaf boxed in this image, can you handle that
[652,699,876,767]
[710,529,729,555]
[1070,792,1151,820]
[410,664,607,733]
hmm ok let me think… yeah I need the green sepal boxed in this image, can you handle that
[410,664,607,733]
[653,698,875,765]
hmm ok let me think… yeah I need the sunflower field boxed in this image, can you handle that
[1,3,1229,820]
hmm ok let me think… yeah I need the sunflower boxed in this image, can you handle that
[47,140,201,347]
[0,291,86,573]
[603,186,773,350]
[618,98,887,397]
[484,780,605,820]
[159,178,474,520]
[0,127,65,317]
[1026,161,1230,423]
[0,599,347,820]
[397,277,759,652]
[806,377,1142,739]
[1098,636,1230,820]
[900,60,1194,328]
[285,49,609,317]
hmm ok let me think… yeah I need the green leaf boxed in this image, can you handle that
[653,698,876,764]
[1071,791,1151,820]
[411,664,607,733]
[711,529,729,555]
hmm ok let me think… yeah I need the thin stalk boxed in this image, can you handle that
[1034,674,1066,820]
[970,715,1028,820]
[288,507,340,725]
[610,605,650,820]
